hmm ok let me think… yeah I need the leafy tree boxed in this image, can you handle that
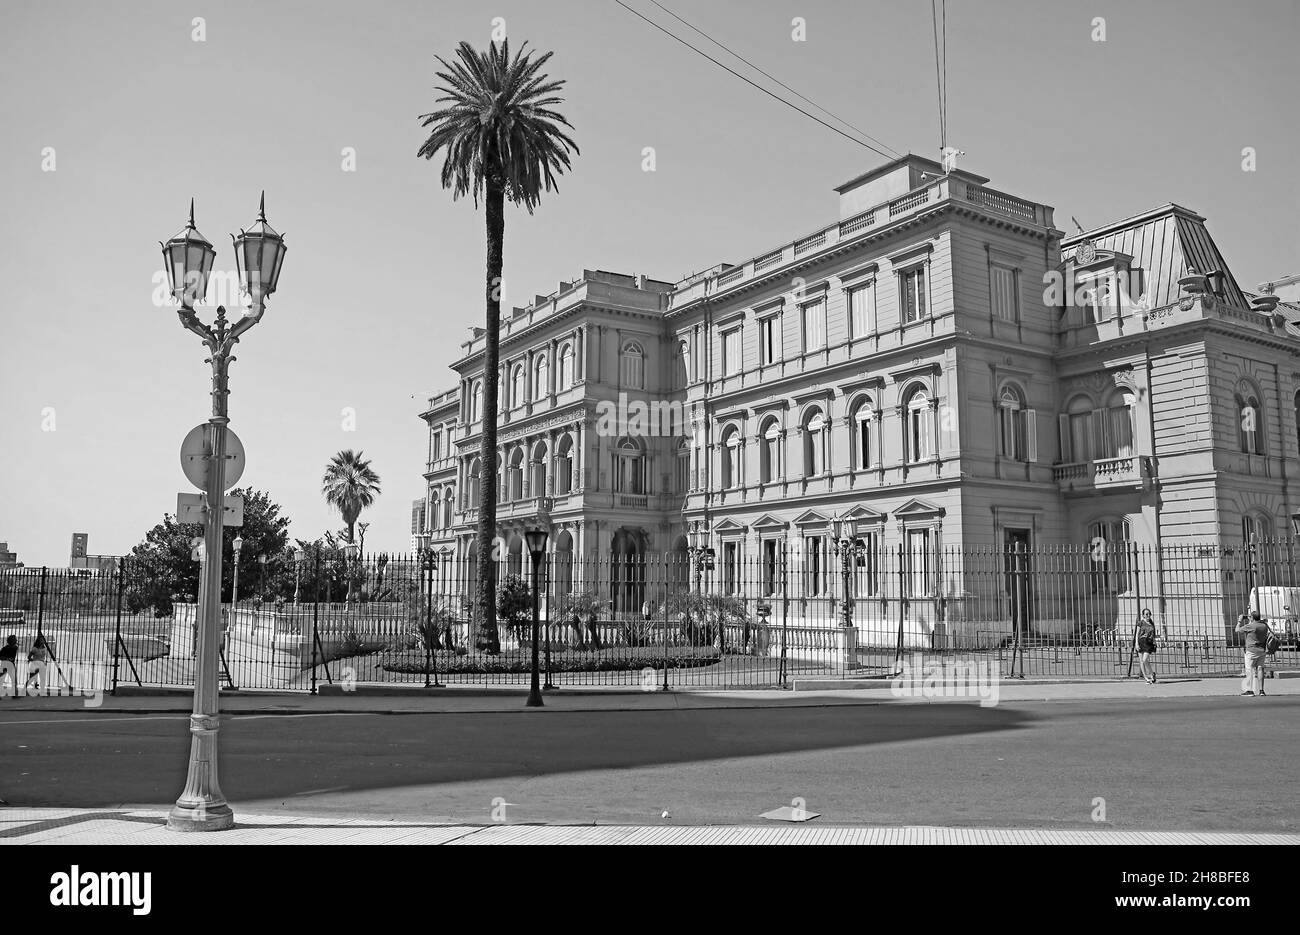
[417,38,579,655]
[495,573,532,647]
[125,488,291,616]
[320,450,382,545]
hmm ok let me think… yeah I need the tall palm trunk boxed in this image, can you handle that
[475,176,505,653]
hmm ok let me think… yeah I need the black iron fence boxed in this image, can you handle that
[0,539,1296,695]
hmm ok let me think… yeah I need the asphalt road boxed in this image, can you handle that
[2,696,1296,831]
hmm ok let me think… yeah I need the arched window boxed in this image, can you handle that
[442,490,454,529]
[533,355,549,400]
[511,364,525,408]
[1242,513,1272,543]
[675,437,691,492]
[620,342,645,389]
[1088,517,1132,594]
[614,437,645,494]
[676,340,690,388]
[851,398,874,469]
[905,389,932,462]
[1294,390,1300,463]
[470,381,483,422]
[530,441,548,497]
[1237,391,1264,455]
[760,418,781,483]
[803,409,826,477]
[508,448,525,500]
[721,426,741,489]
[467,458,482,504]
[555,434,574,495]
[998,385,1027,460]
[557,343,574,390]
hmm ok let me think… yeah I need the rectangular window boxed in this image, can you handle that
[855,531,879,597]
[763,539,779,596]
[430,432,442,462]
[905,528,931,596]
[848,284,873,338]
[675,455,689,494]
[759,317,778,365]
[901,268,927,323]
[802,300,825,353]
[804,535,824,596]
[724,542,739,594]
[1068,412,1092,462]
[722,328,742,376]
[991,266,1017,321]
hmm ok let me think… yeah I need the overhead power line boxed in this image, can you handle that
[614,0,899,161]
[645,0,901,158]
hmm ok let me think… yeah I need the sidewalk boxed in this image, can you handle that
[0,676,1294,715]
[3,808,1296,845]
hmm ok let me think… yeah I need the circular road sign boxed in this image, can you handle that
[180,423,246,491]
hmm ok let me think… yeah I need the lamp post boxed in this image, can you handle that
[525,528,549,707]
[685,521,714,647]
[256,553,267,599]
[293,547,305,604]
[161,194,286,832]
[830,514,867,629]
[343,540,359,604]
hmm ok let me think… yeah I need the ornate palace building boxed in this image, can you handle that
[416,154,1300,639]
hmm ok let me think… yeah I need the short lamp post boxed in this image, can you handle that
[525,528,549,707]
[231,534,243,609]
[161,194,286,832]
[421,549,442,689]
[830,514,867,629]
[256,553,267,600]
[293,547,305,604]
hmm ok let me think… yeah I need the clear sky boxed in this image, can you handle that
[2,0,1297,566]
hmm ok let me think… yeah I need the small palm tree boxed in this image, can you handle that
[321,450,382,545]
[418,38,579,654]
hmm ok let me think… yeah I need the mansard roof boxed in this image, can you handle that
[1061,204,1249,310]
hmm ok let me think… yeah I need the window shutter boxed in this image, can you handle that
[1058,414,1071,462]
[1024,409,1038,462]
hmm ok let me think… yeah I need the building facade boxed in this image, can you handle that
[416,155,1300,639]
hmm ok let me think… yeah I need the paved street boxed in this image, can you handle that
[2,680,1297,835]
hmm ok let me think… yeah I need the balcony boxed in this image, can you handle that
[1053,456,1151,494]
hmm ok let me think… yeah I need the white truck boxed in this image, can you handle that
[1246,587,1300,646]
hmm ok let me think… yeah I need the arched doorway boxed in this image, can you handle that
[554,530,574,595]
[610,528,645,614]
[669,534,690,591]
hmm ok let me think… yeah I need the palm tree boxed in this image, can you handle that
[321,450,382,546]
[418,39,579,653]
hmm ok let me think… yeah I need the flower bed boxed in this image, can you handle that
[381,645,722,675]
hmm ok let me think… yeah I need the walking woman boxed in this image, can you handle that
[1136,608,1158,683]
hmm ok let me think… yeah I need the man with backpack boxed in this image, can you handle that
[1235,610,1279,696]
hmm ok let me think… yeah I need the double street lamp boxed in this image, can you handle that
[830,514,867,629]
[525,529,549,707]
[161,195,286,832]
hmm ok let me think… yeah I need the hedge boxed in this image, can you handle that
[381,645,722,675]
